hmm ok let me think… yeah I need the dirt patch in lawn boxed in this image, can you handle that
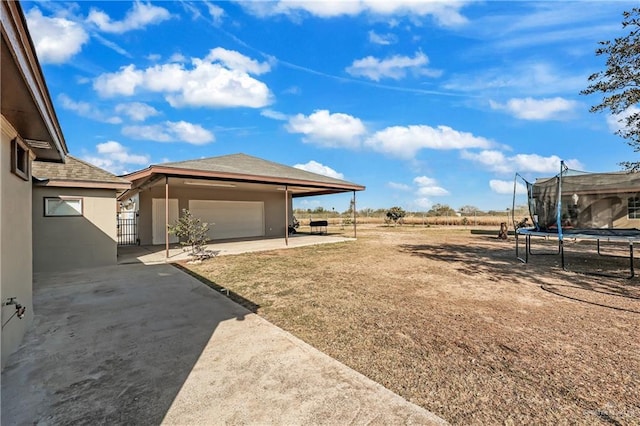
[182,226,640,425]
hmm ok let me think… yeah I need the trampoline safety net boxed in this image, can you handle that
[516,163,640,231]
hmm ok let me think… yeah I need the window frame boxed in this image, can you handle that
[11,137,30,181]
[629,196,640,219]
[44,197,84,217]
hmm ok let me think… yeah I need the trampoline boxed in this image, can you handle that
[513,162,640,278]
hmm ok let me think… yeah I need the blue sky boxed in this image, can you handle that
[25,0,637,212]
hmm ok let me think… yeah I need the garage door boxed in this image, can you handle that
[188,200,265,240]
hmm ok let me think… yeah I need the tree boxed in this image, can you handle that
[427,203,456,217]
[168,209,211,257]
[459,205,480,215]
[386,206,406,225]
[359,207,375,217]
[343,198,356,215]
[581,8,640,171]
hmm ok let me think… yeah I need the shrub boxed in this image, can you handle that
[168,209,211,257]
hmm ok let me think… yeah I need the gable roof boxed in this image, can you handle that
[120,153,365,199]
[32,155,131,190]
[159,153,361,187]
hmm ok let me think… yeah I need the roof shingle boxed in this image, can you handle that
[159,153,361,187]
[32,155,130,188]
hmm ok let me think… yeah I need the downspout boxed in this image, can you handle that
[353,190,357,238]
[165,175,169,259]
[285,185,289,246]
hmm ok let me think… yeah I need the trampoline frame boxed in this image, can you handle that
[515,228,638,278]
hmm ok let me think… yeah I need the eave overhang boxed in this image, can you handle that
[1,0,67,162]
[118,165,365,201]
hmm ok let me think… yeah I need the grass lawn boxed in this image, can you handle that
[181,226,640,425]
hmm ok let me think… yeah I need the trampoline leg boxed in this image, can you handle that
[630,243,635,279]
[516,233,528,263]
[560,240,565,270]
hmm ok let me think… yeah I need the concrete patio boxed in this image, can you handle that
[1,259,447,425]
[117,233,355,265]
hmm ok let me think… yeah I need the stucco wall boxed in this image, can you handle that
[561,194,640,229]
[137,184,292,245]
[1,120,33,370]
[32,187,118,272]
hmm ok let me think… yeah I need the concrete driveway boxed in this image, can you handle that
[1,262,446,425]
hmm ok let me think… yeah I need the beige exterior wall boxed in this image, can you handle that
[561,193,640,229]
[32,187,118,272]
[138,184,292,245]
[1,118,34,370]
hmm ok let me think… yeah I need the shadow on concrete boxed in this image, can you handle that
[172,263,260,315]
[1,263,254,425]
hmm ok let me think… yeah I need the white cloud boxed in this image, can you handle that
[58,94,121,124]
[346,51,441,81]
[387,182,411,191]
[84,141,149,174]
[205,47,271,75]
[606,105,640,133]
[284,86,301,95]
[461,150,583,174]
[490,179,527,195]
[114,102,159,122]
[25,7,89,64]
[414,197,434,210]
[238,1,469,27]
[169,53,187,63]
[205,2,225,23]
[444,62,587,96]
[293,161,344,179]
[364,125,493,159]
[93,49,272,109]
[286,110,366,148]
[122,121,214,145]
[414,176,449,196]
[86,1,171,33]
[261,109,288,121]
[461,150,510,173]
[94,64,144,96]
[368,30,397,45]
[490,97,578,120]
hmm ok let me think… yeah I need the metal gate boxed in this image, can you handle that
[117,212,139,245]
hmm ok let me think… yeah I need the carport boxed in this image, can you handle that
[119,153,365,258]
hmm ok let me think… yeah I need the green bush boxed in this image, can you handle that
[168,209,211,255]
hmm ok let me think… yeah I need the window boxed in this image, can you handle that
[44,197,83,217]
[629,197,640,219]
[11,137,30,181]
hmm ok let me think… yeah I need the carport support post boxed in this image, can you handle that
[284,185,289,246]
[353,190,357,238]
[165,176,169,259]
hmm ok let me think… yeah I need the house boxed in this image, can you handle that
[119,154,365,250]
[1,0,67,368]
[31,156,131,272]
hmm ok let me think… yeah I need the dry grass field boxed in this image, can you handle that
[181,225,640,425]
